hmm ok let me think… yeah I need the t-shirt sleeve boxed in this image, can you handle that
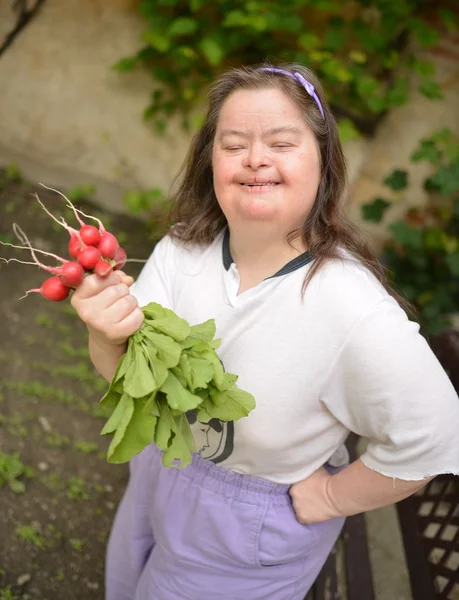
[322,296,459,480]
[129,235,174,310]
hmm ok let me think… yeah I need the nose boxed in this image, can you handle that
[243,142,271,170]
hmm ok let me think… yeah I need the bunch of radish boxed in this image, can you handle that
[0,184,128,302]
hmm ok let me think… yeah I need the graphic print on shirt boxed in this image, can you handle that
[186,410,234,463]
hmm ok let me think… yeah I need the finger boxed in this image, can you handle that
[97,283,132,310]
[120,274,135,287]
[74,272,122,300]
[109,307,145,341]
[106,294,140,324]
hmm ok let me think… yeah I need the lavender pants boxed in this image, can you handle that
[105,444,345,600]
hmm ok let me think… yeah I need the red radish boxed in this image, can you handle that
[59,261,84,288]
[113,247,127,270]
[68,235,83,259]
[79,225,100,246]
[78,246,101,271]
[98,232,119,259]
[94,259,113,278]
[25,276,70,302]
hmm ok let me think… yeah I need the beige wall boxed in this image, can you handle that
[0,0,458,245]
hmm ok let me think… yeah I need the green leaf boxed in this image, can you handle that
[115,343,135,382]
[388,221,423,249]
[9,479,25,494]
[187,357,214,390]
[101,392,132,436]
[412,59,435,77]
[108,398,157,464]
[142,391,160,417]
[223,10,247,27]
[337,118,360,143]
[112,57,137,72]
[410,18,440,48]
[384,169,408,191]
[199,37,224,66]
[99,386,122,413]
[387,78,409,107]
[361,198,392,223]
[143,31,170,53]
[154,395,175,449]
[418,80,444,100]
[143,303,191,341]
[160,372,203,412]
[324,26,345,51]
[123,345,158,398]
[439,8,457,33]
[206,387,256,421]
[162,414,195,468]
[190,0,208,11]
[106,395,135,461]
[411,139,442,164]
[298,32,320,50]
[169,17,199,37]
[429,166,459,196]
[445,252,459,277]
[187,319,216,342]
[141,329,182,368]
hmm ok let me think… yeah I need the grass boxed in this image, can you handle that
[3,380,78,405]
[69,538,85,552]
[16,524,47,550]
[0,452,34,494]
[66,477,90,501]
[0,586,18,600]
[73,441,99,455]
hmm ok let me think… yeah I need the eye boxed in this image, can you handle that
[273,143,293,149]
[225,146,244,151]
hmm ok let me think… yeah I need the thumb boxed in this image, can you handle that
[116,271,134,287]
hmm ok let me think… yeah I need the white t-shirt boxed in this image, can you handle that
[130,229,459,484]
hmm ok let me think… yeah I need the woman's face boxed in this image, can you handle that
[212,88,321,234]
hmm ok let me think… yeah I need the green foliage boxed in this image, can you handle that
[0,452,34,494]
[66,184,97,202]
[100,304,255,467]
[16,524,47,549]
[361,129,459,335]
[123,187,166,214]
[0,587,18,600]
[114,0,453,133]
[4,163,22,183]
[66,476,90,500]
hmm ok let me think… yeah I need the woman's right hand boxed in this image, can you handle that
[70,271,145,346]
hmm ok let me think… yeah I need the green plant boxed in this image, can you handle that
[114,0,455,133]
[16,524,47,549]
[66,476,90,500]
[0,586,18,600]
[69,538,85,552]
[4,163,22,182]
[361,129,459,335]
[66,184,97,202]
[0,452,34,493]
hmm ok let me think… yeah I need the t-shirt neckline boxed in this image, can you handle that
[222,228,313,279]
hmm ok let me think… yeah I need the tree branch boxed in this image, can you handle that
[0,0,47,58]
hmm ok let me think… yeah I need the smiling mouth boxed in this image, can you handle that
[240,181,280,191]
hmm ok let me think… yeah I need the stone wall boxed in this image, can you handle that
[0,0,458,250]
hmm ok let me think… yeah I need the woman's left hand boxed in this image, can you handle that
[289,467,342,524]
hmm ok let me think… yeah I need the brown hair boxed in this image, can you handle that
[168,62,415,316]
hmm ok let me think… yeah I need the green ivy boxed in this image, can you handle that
[361,129,459,335]
[114,0,455,133]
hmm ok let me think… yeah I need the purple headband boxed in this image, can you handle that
[259,67,325,120]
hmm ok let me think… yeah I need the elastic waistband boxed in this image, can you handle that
[152,445,292,506]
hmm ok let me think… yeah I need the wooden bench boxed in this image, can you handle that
[308,330,459,600]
